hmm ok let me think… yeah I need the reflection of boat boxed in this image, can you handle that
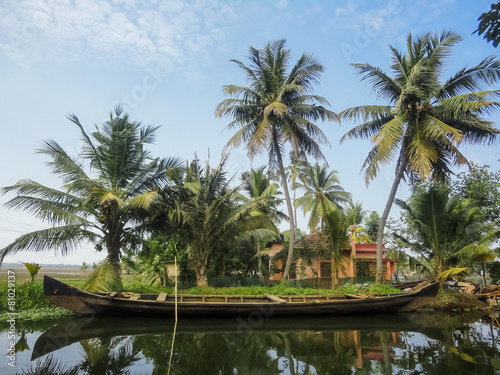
[32,313,444,361]
[44,276,439,317]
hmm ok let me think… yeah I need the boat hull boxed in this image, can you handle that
[43,276,439,318]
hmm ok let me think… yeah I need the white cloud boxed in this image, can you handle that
[0,0,240,69]
[334,2,357,17]
[276,0,288,10]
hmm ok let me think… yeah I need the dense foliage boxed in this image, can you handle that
[475,1,500,47]
[395,181,497,279]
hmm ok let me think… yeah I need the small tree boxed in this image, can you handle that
[21,262,41,283]
[168,157,274,286]
[80,262,89,273]
[323,209,350,290]
[396,182,497,278]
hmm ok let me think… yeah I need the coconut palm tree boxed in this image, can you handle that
[287,149,308,237]
[241,166,286,277]
[340,31,500,283]
[216,39,337,279]
[294,163,351,233]
[395,183,496,278]
[172,157,273,286]
[345,201,371,244]
[1,108,182,272]
[323,208,351,290]
[240,166,286,223]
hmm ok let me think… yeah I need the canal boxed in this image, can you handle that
[1,312,499,374]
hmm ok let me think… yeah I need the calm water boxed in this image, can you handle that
[1,313,499,374]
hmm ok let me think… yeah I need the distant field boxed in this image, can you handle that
[0,267,136,283]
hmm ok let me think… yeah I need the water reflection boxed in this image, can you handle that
[3,313,500,374]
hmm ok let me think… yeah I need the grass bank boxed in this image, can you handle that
[415,288,488,313]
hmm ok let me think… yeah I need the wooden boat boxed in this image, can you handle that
[44,276,439,317]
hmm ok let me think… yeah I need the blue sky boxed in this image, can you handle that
[1,0,499,265]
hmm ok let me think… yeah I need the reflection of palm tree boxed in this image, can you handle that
[78,337,141,375]
[378,331,394,375]
[21,354,78,375]
[301,331,357,375]
[14,331,30,353]
[136,331,281,375]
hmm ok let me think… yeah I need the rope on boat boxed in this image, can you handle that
[168,257,178,375]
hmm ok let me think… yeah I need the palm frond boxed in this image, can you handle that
[351,63,401,103]
[83,259,122,292]
[438,56,500,98]
[126,191,160,210]
[436,267,469,284]
[0,225,100,261]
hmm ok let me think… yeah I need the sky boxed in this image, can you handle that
[0,0,499,266]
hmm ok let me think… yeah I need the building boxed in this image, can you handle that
[266,232,395,281]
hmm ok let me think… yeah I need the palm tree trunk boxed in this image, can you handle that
[257,240,263,280]
[196,242,209,286]
[196,259,208,287]
[375,156,407,283]
[482,263,487,288]
[331,256,339,290]
[106,230,122,274]
[293,187,298,238]
[273,133,295,280]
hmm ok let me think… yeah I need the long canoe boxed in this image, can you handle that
[43,275,439,317]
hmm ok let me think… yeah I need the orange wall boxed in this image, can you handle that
[267,242,395,281]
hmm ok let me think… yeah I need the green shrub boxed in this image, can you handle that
[0,281,52,312]
[355,258,373,278]
[0,307,71,324]
[487,261,500,284]
[0,281,73,323]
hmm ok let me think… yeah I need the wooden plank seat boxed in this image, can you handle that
[264,294,287,303]
[156,292,168,302]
